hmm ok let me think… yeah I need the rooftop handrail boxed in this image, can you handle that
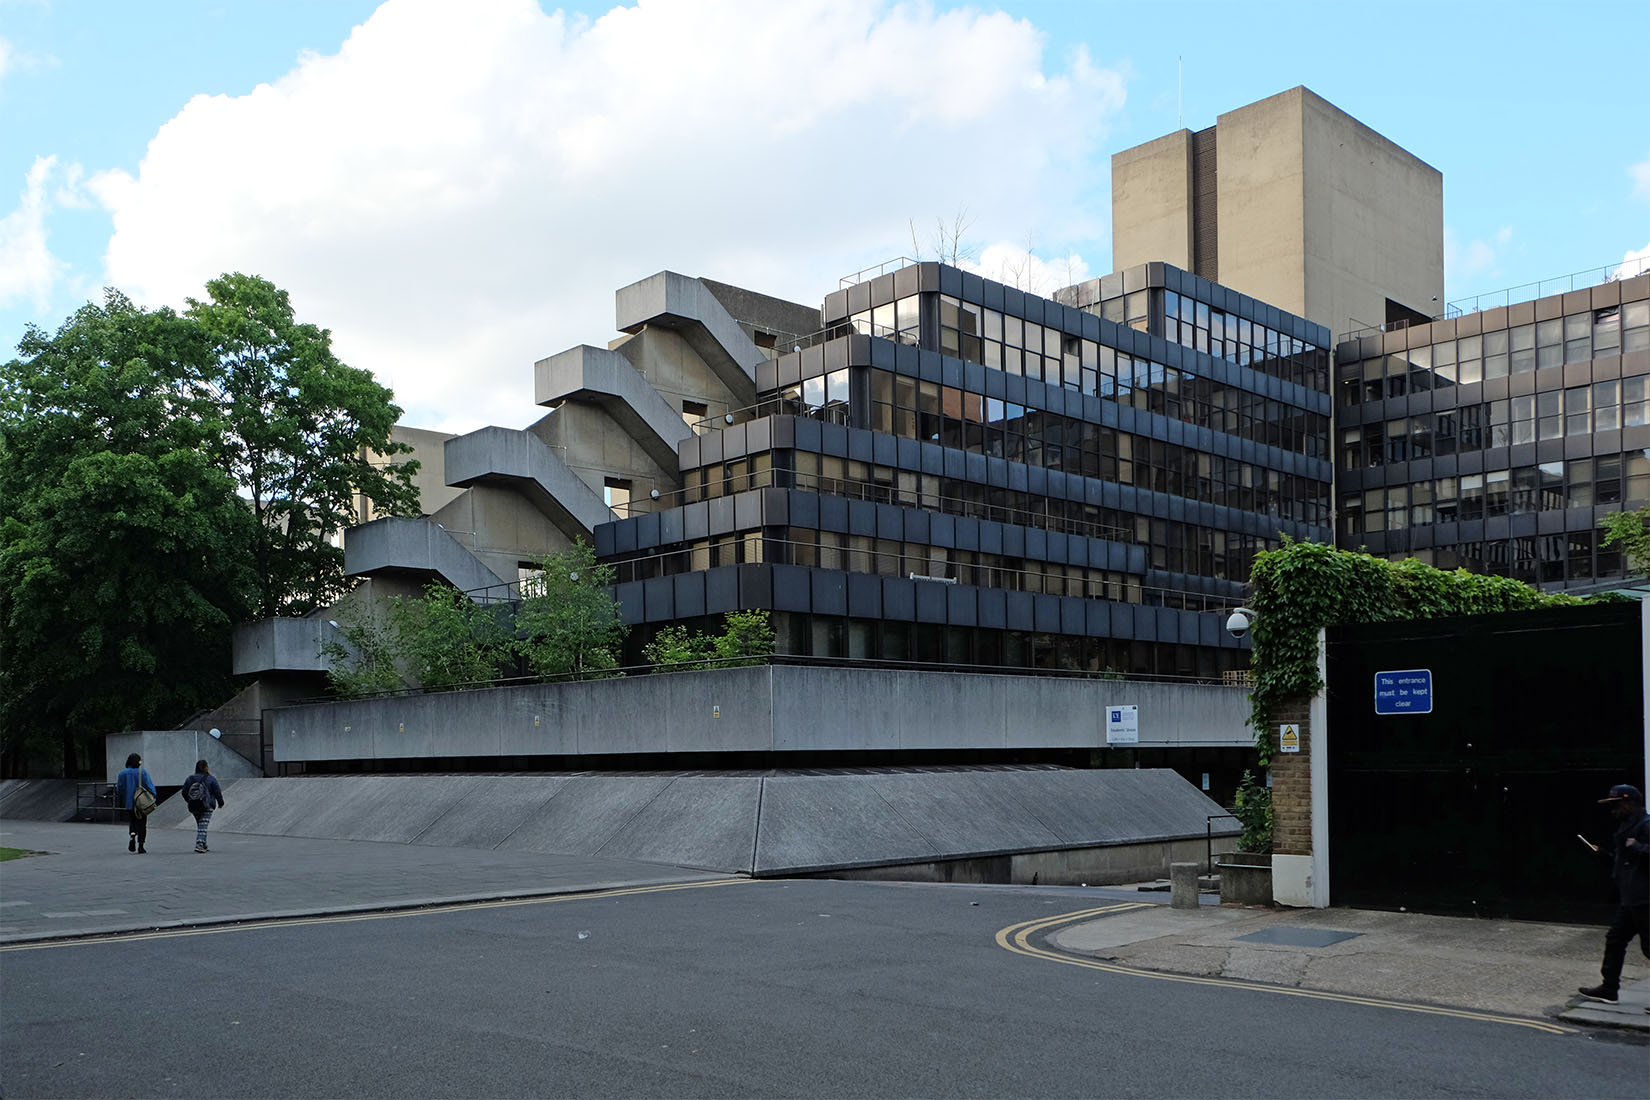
[1339,254,1650,343]
[839,256,919,289]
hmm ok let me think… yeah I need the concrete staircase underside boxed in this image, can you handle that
[141,768,1236,878]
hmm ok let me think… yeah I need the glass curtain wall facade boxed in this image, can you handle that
[594,261,1333,679]
[1333,274,1650,588]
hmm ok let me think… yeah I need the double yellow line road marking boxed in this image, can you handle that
[995,902,1576,1036]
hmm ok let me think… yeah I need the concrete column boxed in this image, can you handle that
[1170,861,1200,909]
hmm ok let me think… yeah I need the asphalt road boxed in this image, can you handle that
[1,879,1643,1099]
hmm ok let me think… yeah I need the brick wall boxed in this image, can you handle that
[1269,698,1313,855]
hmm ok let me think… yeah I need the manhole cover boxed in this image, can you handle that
[1233,926,1364,948]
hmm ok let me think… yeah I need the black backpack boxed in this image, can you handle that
[184,776,211,810]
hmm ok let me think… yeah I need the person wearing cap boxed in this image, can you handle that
[1578,783,1649,1004]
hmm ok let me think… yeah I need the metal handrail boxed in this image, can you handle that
[1339,255,1650,343]
[1207,813,1240,874]
[839,256,918,289]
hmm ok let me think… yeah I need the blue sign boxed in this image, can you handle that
[1374,669,1433,715]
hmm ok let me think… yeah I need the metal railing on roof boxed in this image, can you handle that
[1340,255,1650,343]
[839,256,919,290]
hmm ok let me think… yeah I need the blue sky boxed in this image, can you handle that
[3,0,1647,432]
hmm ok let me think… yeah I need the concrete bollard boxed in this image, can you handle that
[1170,861,1200,910]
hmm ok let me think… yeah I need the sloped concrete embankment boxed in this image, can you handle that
[147,769,1237,880]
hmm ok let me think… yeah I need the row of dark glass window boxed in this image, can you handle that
[1162,290,1329,391]
[1388,531,1622,588]
[1340,451,1649,536]
[769,612,1248,681]
[679,439,1328,536]
[1338,377,1650,468]
[1343,300,1650,404]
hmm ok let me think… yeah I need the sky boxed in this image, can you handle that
[3,0,1648,435]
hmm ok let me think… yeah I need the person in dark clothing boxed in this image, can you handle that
[181,759,225,853]
[1579,783,1650,1004]
[113,753,157,854]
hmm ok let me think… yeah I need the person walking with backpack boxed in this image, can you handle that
[114,753,157,854]
[182,759,225,853]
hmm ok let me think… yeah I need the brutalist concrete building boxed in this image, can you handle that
[595,260,1331,680]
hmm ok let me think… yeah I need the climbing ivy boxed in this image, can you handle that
[1245,539,1596,765]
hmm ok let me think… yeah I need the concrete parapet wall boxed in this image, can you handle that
[105,731,263,788]
[269,665,1251,764]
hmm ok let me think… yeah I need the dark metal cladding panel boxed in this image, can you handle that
[794,417,823,453]
[760,486,788,525]
[1085,599,1110,637]
[771,564,812,612]
[954,515,980,551]
[897,435,922,470]
[614,580,646,625]
[819,495,849,533]
[770,416,796,448]
[594,523,616,558]
[820,422,849,458]
[904,509,930,544]
[738,564,773,610]
[943,448,966,479]
[1033,594,1061,632]
[614,520,638,554]
[920,443,944,475]
[1060,596,1086,635]
[1025,527,1047,561]
[811,569,847,616]
[872,432,898,466]
[709,494,736,535]
[705,566,739,614]
[930,511,956,547]
[659,509,684,545]
[979,587,1007,629]
[683,501,709,542]
[734,491,762,531]
[847,428,873,463]
[1002,524,1026,558]
[643,575,674,621]
[1005,591,1035,631]
[674,571,707,618]
[788,490,819,530]
[848,498,876,537]
[637,511,662,549]
[1133,605,1158,641]
[847,572,882,618]
[876,502,904,540]
[915,580,948,623]
[747,417,772,453]
[1111,602,1134,637]
[1155,606,1180,644]
[980,521,1004,556]
[882,576,916,619]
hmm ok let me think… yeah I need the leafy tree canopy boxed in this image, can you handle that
[1,278,417,773]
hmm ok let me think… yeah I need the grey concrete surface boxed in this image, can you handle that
[614,271,763,405]
[0,820,727,944]
[104,730,261,786]
[534,344,694,471]
[269,664,1253,764]
[442,425,613,541]
[1050,900,1649,1031]
[341,514,511,591]
[98,769,1237,880]
[0,779,80,823]
[231,616,332,674]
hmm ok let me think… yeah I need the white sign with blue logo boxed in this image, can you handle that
[1374,669,1433,715]
[1106,704,1139,744]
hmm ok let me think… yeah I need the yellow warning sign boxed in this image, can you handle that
[1279,723,1301,753]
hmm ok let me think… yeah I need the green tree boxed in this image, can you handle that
[319,600,404,698]
[644,610,774,672]
[390,582,515,690]
[0,292,257,774]
[642,624,714,670]
[515,541,628,679]
[185,273,421,617]
[1600,505,1650,578]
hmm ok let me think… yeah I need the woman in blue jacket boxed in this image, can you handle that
[113,753,156,854]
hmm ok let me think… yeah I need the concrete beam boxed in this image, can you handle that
[232,617,331,675]
[343,516,512,594]
[614,271,762,408]
[534,344,694,472]
[105,730,263,787]
[443,426,612,542]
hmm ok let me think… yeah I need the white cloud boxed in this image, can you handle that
[1444,225,1512,285]
[1630,153,1650,203]
[87,0,1127,433]
[1615,241,1650,282]
[0,155,69,312]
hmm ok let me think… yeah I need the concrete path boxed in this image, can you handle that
[1052,897,1650,1033]
[0,821,727,943]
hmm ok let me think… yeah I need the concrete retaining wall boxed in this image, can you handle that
[269,665,1251,763]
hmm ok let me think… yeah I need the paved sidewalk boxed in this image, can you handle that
[1051,897,1649,1032]
[0,820,727,943]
